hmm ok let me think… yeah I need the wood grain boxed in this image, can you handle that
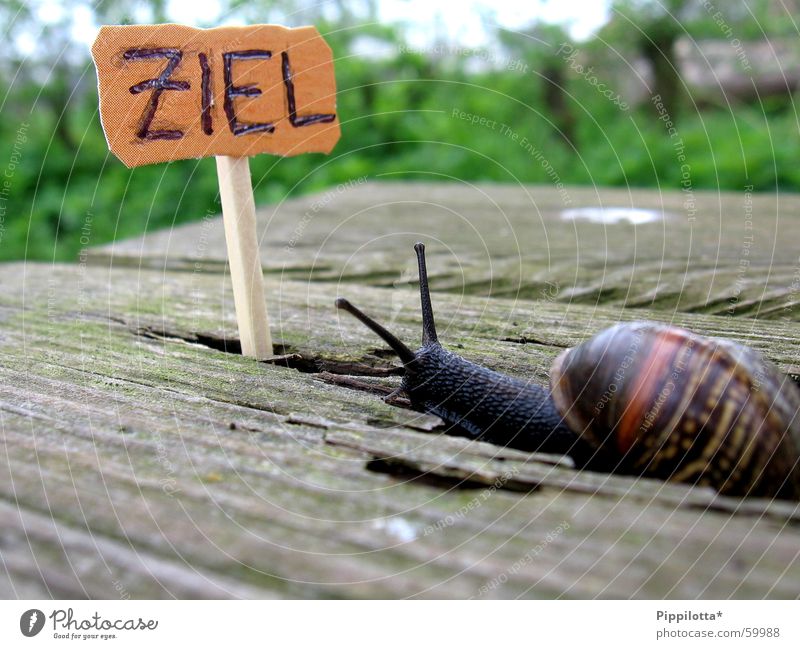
[88,181,800,319]
[1,257,799,598]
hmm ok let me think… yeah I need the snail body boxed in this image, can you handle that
[336,243,800,499]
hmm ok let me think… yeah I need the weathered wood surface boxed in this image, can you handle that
[90,181,800,319]
[2,253,800,599]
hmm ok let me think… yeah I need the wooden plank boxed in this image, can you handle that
[0,501,278,599]
[1,261,799,598]
[87,182,800,318]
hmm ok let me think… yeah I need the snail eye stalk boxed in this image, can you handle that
[335,297,415,364]
[414,242,438,345]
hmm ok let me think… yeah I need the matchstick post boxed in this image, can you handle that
[215,155,272,359]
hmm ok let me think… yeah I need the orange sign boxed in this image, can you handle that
[92,24,340,167]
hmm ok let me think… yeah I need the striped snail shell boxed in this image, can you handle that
[549,322,800,499]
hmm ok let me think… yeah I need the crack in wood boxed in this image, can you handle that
[134,325,404,377]
[501,336,570,348]
[365,457,539,493]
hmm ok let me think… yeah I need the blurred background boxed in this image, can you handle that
[1,0,798,261]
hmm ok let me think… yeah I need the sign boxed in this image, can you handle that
[92,23,340,167]
[91,24,342,359]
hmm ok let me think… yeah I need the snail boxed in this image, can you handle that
[335,243,800,500]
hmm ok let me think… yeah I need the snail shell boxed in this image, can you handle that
[549,322,800,498]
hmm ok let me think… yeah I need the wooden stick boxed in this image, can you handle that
[215,155,273,359]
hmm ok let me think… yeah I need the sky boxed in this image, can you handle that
[32,0,614,50]
[376,0,613,45]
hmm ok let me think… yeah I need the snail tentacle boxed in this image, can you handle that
[335,297,416,364]
[413,242,439,345]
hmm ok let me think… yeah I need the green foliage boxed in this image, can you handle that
[0,8,798,261]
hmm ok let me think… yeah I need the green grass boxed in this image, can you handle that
[1,46,798,262]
